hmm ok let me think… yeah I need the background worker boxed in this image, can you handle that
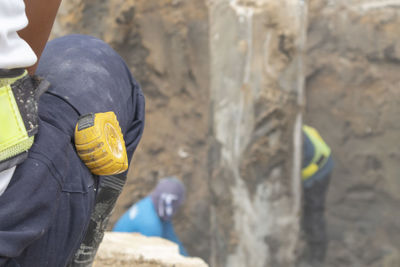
[113,176,188,256]
[301,125,334,265]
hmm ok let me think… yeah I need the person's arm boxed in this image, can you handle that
[113,198,163,237]
[18,0,62,74]
[163,221,189,256]
[112,204,141,233]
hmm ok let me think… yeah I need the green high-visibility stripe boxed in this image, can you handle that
[302,125,331,179]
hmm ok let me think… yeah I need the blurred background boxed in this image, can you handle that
[52,0,400,266]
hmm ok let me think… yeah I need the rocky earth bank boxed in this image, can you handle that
[53,0,400,266]
[93,232,208,267]
[305,1,400,266]
[54,0,212,261]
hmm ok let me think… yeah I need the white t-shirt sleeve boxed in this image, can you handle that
[0,166,15,196]
[0,0,37,69]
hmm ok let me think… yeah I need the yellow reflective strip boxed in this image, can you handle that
[0,136,33,161]
[0,84,28,149]
[303,125,331,164]
[0,70,28,87]
[302,163,319,180]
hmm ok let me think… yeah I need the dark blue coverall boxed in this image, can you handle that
[302,127,333,264]
[0,34,145,266]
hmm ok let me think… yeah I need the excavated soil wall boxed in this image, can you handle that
[305,1,400,266]
[53,0,212,260]
[53,0,400,266]
[54,1,304,265]
[207,1,305,266]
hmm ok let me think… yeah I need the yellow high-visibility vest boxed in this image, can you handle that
[302,125,331,181]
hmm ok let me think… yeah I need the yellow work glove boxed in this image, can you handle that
[74,112,128,176]
[0,68,49,171]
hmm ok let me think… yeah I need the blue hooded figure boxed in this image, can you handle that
[113,176,188,256]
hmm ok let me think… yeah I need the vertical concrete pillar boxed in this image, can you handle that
[208,1,307,266]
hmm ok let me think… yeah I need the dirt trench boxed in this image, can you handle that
[305,0,400,266]
[52,0,400,266]
[53,0,212,261]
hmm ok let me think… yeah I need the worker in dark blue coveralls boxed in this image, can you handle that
[113,176,188,256]
[0,34,145,266]
[302,125,334,265]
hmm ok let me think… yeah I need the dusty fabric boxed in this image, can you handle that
[0,34,145,266]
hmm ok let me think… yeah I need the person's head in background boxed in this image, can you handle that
[150,176,186,221]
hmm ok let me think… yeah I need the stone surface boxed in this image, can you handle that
[208,0,306,266]
[93,232,208,267]
[305,0,400,266]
